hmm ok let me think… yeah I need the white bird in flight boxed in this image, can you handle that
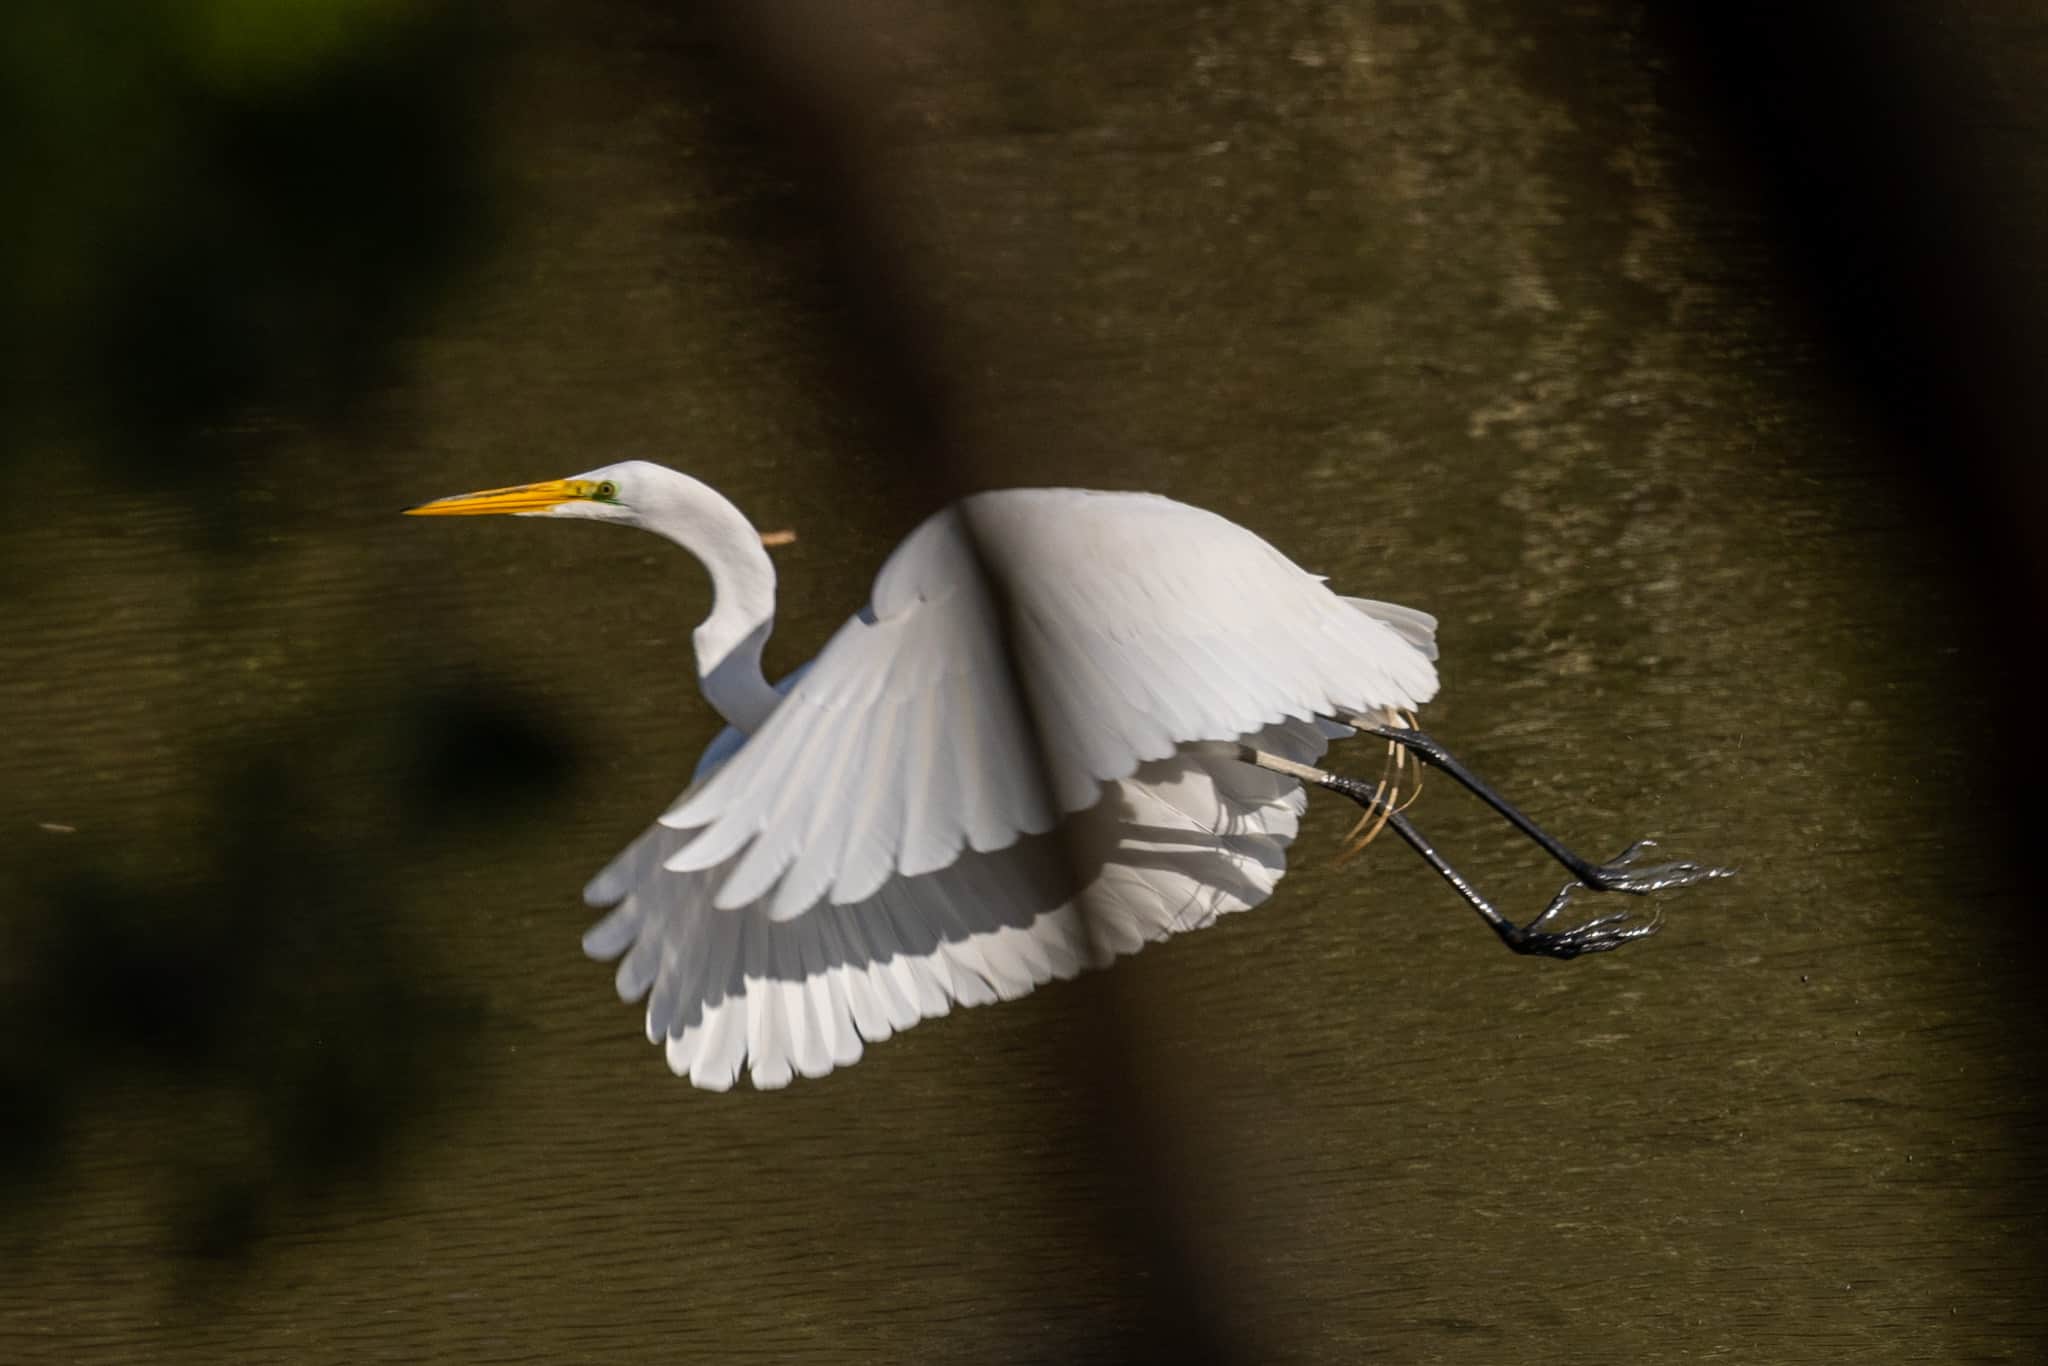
[409,461,1726,1090]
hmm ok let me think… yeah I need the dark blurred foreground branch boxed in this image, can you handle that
[692,3,1258,1360]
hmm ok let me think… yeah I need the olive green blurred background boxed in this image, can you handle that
[4,1,2045,1361]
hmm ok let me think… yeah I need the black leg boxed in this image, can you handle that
[1349,722,1733,896]
[1316,772,1666,959]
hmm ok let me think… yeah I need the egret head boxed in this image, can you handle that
[403,460,668,527]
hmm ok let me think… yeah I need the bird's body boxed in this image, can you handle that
[413,464,1437,1088]
[411,460,1723,1090]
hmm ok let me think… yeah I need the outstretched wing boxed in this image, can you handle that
[582,718,1336,1090]
[659,491,1437,922]
[659,521,1057,920]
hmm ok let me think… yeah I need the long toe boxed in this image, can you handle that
[1590,857,1735,896]
[1509,905,1663,959]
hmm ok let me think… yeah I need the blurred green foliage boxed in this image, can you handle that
[0,0,488,483]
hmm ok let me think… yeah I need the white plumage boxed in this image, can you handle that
[584,717,1341,1089]
[408,461,1439,1090]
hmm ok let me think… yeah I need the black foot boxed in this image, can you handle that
[1500,841,1734,961]
[1499,892,1663,960]
[1577,839,1736,896]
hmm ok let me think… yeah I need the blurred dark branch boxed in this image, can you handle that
[691,3,1256,1360]
[1651,1,2048,913]
[698,3,967,512]
[1651,0,2048,1306]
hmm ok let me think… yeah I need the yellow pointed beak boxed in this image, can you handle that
[404,479,592,516]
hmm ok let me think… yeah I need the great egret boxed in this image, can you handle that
[409,461,1727,1090]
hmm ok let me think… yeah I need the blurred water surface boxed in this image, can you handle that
[3,2,2044,1362]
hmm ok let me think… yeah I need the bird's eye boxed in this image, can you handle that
[597,481,617,500]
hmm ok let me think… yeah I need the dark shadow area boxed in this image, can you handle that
[1637,0,2048,1298]
[1637,4,2048,725]
[0,678,572,1265]
[400,683,579,826]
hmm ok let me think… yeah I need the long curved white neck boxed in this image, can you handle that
[640,470,781,734]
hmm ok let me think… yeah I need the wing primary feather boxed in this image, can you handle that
[740,921,783,1089]
[793,916,838,1077]
[614,922,661,1003]
[852,900,925,1030]
[582,905,639,961]
[816,908,890,1043]
[882,889,954,1017]
[644,930,684,1043]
